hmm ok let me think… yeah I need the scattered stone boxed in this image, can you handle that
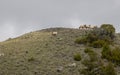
[58,38,63,41]
[56,66,63,72]
[0,53,4,56]
[68,63,77,67]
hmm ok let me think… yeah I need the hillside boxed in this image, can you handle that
[0,27,120,75]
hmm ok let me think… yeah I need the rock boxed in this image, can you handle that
[68,63,77,67]
[56,66,63,72]
[58,38,63,41]
[0,53,4,56]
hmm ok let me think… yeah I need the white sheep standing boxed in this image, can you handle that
[52,31,58,36]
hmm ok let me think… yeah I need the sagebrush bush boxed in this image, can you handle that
[75,37,87,44]
[91,40,106,48]
[75,24,115,48]
[86,32,98,43]
[84,48,93,53]
[28,57,35,62]
[81,59,97,75]
[101,24,115,39]
[102,46,120,65]
[101,44,111,59]
[73,53,81,61]
[81,59,104,75]
[81,59,116,75]
[80,61,117,75]
[101,63,116,75]
[84,48,98,62]
[81,47,117,75]
[110,47,120,64]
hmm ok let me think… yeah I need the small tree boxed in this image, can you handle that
[101,24,115,39]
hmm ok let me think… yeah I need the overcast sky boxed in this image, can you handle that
[0,0,120,41]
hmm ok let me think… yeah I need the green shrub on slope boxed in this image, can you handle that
[75,24,116,48]
[73,53,81,61]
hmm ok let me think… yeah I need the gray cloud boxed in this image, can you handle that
[0,0,120,41]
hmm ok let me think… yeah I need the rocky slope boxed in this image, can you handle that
[0,28,120,75]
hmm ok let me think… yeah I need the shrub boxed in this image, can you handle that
[74,53,81,61]
[110,47,120,64]
[101,24,115,39]
[75,37,87,44]
[81,60,117,75]
[89,52,98,62]
[75,24,116,48]
[101,63,116,75]
[28,57,35,62]
[81,59,96,75]
[84,48,98,62]
[88,27,114,45]
[84,48,93,53]
[81,45,117,75]
[86,33,98,43]
[102,46,120,65]
[101,44,111,59]
[81,59,103,75]
[91,40,106,48]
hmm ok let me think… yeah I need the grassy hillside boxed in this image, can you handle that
[0,28,120,75]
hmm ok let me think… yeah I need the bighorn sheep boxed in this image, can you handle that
[79,25,88,29]
[79,26,84,29]
[91,25,98,29]
[79,25,97,30]
[52,31,58,36]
